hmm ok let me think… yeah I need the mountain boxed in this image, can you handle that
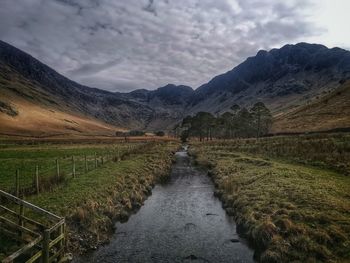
[0,40,349,137]
[0,40,192,137]
[190,43,350,115]
[0,64,122,137]
[119,84,194,130]
[271,80,350,133]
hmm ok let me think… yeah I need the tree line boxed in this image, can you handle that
[176,102,272,141]
[115,130,165,137]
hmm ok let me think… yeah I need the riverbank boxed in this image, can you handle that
[73,147,254,262]
[190,140,350,262]
[0,141,179,258]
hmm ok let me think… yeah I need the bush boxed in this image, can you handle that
[155,131,165,136]
[128,130,145,136]
[180,130,189,143]
[115,131,127,137]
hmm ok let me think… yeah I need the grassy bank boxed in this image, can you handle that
[195,133,350,175]
[0,141,179,257]
[0,142,147,194]
[190,135,350,262]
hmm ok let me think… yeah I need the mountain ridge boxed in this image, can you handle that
[190,42,350,115]
[0,40,193,132]
[0,40,349,136]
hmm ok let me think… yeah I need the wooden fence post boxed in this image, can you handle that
[35,165,39,194]
[72,156,76,178]
[101,156,104,165]
[15,169,19,197]
[85,155,88,173]
[94,152,97,168]
[56,159,60,179]
[19,203,24,239]
[59,224,64,254]
[63,221,67,248]
[43,229,50,263]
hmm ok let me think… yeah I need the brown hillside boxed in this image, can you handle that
[272,81,350,133]
[0,66,124,137]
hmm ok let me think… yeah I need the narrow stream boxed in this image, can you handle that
[75,147,254,262]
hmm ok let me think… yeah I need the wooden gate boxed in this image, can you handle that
[0,190,66,263]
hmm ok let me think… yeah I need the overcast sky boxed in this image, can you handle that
[0,0,349,92]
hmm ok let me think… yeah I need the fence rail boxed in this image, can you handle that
[6,143,146,197]
[0,190,66,263]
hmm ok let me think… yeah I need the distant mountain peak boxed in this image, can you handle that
[156,83,193,92]
[192,42,350,114]
[1,40,349,134]
[256,49,269,57]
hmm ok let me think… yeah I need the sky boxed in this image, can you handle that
[0,0,349,92]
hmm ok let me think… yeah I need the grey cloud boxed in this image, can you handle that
[0,0,325,92]
[67,58,124,77]
[78,76,142,92]
[143,0,157,16]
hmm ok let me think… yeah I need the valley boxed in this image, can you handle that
[0,40,349,263]
[1,41,349,137]
[1,133,349,262]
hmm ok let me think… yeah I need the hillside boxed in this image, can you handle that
[0,64,125,137]
[0,40,192,136]
[0,40,349,136]
[119,84,194,130]
[272,80,350,133]
[191,43,350,115]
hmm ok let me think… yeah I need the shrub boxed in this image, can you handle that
[155,131,165,136]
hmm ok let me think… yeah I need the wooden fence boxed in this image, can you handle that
[0,190,66,263]
[9,144,144,197]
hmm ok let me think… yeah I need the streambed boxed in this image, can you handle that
[74,147,254,262]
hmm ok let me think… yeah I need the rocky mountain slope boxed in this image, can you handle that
[0,40,349,136]
[271,80,350,133]
[119,84,194,130]
[190,43,350,115]
[0,40,192,136]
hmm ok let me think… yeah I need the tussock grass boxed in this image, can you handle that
[191,135,350,262]
[197,133,350,175]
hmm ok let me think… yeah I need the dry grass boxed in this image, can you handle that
[0,91,122,137]
[272,81,350,133]
[0,141,179,257]
[0,66,126,137]
[199,133,350,175]
[30,142,178,251]
[191,136,350,262]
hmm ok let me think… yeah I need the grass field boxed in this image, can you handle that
[190,134,350,263]
[0,140,179,258]
[197,133,350,175]
[0,142,147,194]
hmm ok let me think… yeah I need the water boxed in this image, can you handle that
[74,147,254,262]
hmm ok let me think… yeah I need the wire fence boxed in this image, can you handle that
[2,143,149,197]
